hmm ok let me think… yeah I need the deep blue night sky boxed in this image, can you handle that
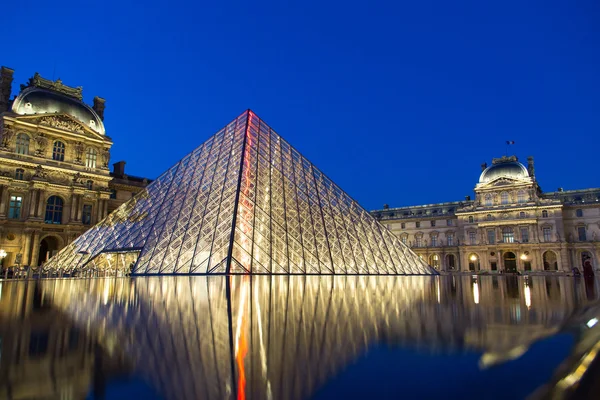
[2,1,599,210]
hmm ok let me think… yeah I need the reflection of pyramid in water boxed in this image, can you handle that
[47,110,434,274]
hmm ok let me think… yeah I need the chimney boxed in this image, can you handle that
[0,66,14,113]
[113,160,126,177]
[481,162,488,172]
[93,96,106,120]
[465,195,471,201]
[527,156,535,178]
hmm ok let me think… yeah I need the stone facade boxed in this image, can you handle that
[372,155,600,273]
[0,66,149,268]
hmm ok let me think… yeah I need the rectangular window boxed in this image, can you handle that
[82,205,93,225]
[110,189,117,199]
[8,195,22,219]
[543,227,551,242]
[578,226,587,241]
[447,234,454,246]
[415,237,422,247]
[502,228,514,243]
[431,236,437,247]
[401,222,405,229]
[415,221,420,228]
[401,236,407,244]
[446,219,453,226]
[520,227,529,243]
[430,220,436,227]
[469,231,476,245]
[487,229,496,244]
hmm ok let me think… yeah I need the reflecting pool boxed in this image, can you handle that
[1,275,600,399]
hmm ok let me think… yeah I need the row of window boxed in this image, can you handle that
[401,233,455,247]
[15,134,99,168]
[401,219,453,229]
[8,195,93,225]
[484,191,528,206]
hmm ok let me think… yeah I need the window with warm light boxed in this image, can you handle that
[502,227,514,243]
[86,148,97,168]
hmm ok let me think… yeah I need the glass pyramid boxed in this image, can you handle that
[45,110,435,275]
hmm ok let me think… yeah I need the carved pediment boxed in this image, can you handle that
[13,114,103,139]
[38,115,86,133]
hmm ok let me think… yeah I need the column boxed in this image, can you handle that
[96,199,103,222]
[76,195,83,221]
[103,199,108,220]
[70,193,78,222]
[36,189,46,218]
[0,184,8,217]
[22,231,31,266]
[28,189,38,218]
[30,230,41,267]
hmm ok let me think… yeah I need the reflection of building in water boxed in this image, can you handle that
[372,155,600,273]
[39,275,600,400]
[0,281,130,399]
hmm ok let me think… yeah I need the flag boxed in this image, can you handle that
[506,140,515,145]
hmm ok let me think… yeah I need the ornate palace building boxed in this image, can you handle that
[372,155,600,273]
[0,66,149,268]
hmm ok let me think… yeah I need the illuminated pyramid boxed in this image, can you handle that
[46,110,435,275]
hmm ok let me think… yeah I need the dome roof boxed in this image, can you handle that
[11,87,105,135]
[479,161,529,183]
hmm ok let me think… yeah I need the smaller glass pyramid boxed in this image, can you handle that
[45,110,435,275]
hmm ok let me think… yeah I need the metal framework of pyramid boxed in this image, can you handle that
[46,110,435,275]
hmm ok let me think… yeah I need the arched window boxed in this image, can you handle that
[484,194,492,206]
[486,214,493,221]
[542,210,548,218]
[517,190,526,203]
[15,133,30,155]
[576,209,583,217]
[543,251,558,271]
[15,168,24,180]
[500,192,509,205]
[86,148,97,168]
[52,141,66,161]
[519,211,526,218]
[45,196,64,224]
[86,180,93,190]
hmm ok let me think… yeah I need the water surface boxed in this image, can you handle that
[1,275,600,399]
